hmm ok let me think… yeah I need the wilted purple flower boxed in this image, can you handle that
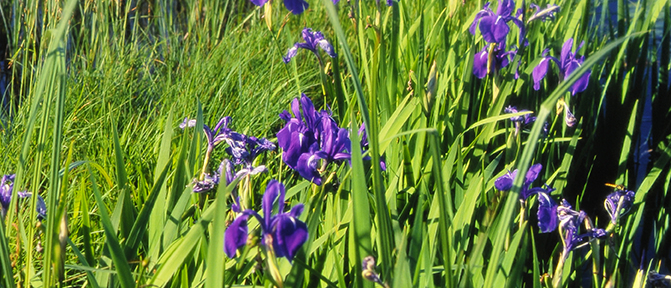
[527,3,560,23]
[472,44,518,78]
[192,173,219,193]
[532,38,591,95]
[555,200,605,259]
[604,186,635,224]
[226,135,275,175]
[504,106,536,124]
[557,200,586,258]
[504,106,536,136]
[247,0,308,14]
[470,0,524,44]
[556,98,577,127]
[362,256,386,286]
[534,188,558,233]
[180,116,242,152]
[494,163,542,199]
[375,0,393,6]
[648,271,671,287]
[224,180,308,261]
[283,28,337,64]
[0,174,47,220]
[277,94,351,185]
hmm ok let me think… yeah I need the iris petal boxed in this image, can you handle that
[224,215,249,258]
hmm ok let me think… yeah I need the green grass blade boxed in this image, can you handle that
[86,163,135,288]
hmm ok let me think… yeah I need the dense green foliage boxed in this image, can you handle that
[0,0,670,287]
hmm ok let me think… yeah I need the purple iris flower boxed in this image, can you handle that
[277,94,351,185]
[494,163,542,199]
[532,38,591,95]
[247,0,309,14]
[470,0,524,44]
[283,28,337,64]
[224,180,308,261]
[527,3,560,23]
[604,187,635,224]
[192,173,220,193]
[556,200,605,259]
[226,135,276,175]
[472,44,518,78]
[0,174,47,220]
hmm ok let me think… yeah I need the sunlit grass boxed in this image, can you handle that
[0,0,669,287]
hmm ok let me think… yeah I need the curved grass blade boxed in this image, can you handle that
[86,163,135,288]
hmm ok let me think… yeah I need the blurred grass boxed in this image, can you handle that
[0,0,669,287]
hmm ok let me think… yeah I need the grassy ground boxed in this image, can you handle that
[0,0,670,287]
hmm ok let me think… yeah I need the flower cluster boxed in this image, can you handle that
[277,94,351,185]
[0,174,47,220]
[532,38,591,95]
[496,165,635,259]
[224,180,308,261]
[180,116,274,193]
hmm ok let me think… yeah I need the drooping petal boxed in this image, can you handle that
[296,152,325,185]
[224,215,249,258]
[283,46,299,63]
[272,214,309,261]
[479,16,510,44]
[564,59,590,95]
[469,7,494,36]
[524,164,543,186]
[288,204,304,218]
[536,191,558,233]
[283,0,308,14]
[495,169,518,191]
[532,56,552,90]
[317,38,337,58]
[473,47,489,79]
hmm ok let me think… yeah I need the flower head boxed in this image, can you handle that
[277,94,351,185]
[226,134,275,174]
[470,0,524,44]
[604,186,635,224]
[532,38,591,95]
[0,174,46,220]
[283,28,337,64]
[504,106,537,135]
[494,163,543,199]
[224,180,308,261]
[192,173,220,193]
[555,200,605,259]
